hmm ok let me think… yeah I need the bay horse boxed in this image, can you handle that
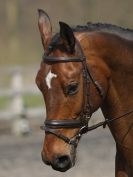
[36,9,133,177]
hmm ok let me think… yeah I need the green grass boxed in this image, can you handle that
[0,94,44,110]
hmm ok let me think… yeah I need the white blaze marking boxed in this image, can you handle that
[45,70,57,89]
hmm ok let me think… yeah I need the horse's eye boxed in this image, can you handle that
[65,83,79,95]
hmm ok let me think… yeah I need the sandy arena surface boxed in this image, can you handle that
[0,127,116,177]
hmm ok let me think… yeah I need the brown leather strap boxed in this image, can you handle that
[43,119,83,129]
[43,55,84,63]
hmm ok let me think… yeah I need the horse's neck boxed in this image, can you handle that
[103,33,133,148]
[79,32,133,111]
[77,32,133,148]
[93,32,133,113]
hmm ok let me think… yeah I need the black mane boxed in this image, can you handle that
[50,23,133,49]
[72,22,133,40]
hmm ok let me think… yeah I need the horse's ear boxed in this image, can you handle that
[59,22,75,53]
[38,9,52,49]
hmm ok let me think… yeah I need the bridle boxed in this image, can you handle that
[40,39,133,147]
[40,40,104,147]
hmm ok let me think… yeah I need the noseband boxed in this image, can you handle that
[40,40,105,147]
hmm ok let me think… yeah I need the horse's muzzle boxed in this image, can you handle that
[41,152,72,172]
[52,155,72,172]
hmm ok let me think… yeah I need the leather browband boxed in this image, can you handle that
[43,55,84,63]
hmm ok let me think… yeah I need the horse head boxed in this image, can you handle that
[36,9,110,172]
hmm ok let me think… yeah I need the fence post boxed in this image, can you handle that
[11,70,23,115]
[11,70,30,135]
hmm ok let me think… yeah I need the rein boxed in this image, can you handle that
[40,40,133,147]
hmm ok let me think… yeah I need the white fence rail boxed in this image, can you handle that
[0,67,45,134]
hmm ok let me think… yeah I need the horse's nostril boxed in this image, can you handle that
[57,155,70,165]
[53,155,72,172]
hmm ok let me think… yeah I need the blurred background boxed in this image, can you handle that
[0,0,133,177]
